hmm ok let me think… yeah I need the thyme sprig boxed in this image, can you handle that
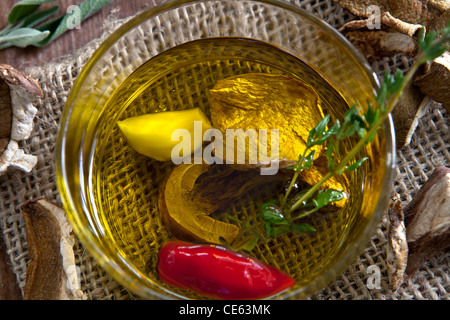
[234,25,450,251]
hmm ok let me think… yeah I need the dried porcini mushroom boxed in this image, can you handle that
[0,64,43,174]
[390,80,427,149]
[414,52,450,112]
[209,73,325,167]
[336,1,449,63]
[403,166,450,278]
[339,19,418,63]
[21,198,86,300]
[209,73,348,206]
[386,194,408,290]
[159,163,286,245]
[160,164,240,244]
[0,233,22,300]
[386,167,450,289]
[334,0,449,33]
[0,80,12,156]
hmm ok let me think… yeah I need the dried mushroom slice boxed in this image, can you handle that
[0,233,22,300]
[210,73,325,167]
[159,163,287,245]
[0,64,42,174]
[403,166,450,278]
[21,198,86,300]
[414,52,450,112]
[159,164,240,244]
[336,0,449,63]
[335,0,449,31]
[380,12,424,37]
[209,73,348,206]
[0,64,43,98]
[0,79,12,156]
[386,194,408,290]
[390,80,427,149]
[339,19,418,63]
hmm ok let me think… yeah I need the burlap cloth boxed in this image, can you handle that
[1,0,449,300]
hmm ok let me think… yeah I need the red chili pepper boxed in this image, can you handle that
[157,241,295,299]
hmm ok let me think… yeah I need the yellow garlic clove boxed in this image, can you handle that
[117,108,212,162]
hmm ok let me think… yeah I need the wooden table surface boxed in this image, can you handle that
[0,0,165,69]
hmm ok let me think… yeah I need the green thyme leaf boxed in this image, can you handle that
[239,237,259,252]
[259,206,289,225]
[307,114,331,147]
[326,138,335,170]
[376,70,405,109]
[291,223,316,233]
[364,103,379,128]
[418,24,450,63]
[345,157,369,172]
[313,189,344,209]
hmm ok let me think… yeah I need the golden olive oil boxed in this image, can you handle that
[90,37,362,298]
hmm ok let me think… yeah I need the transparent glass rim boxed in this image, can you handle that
[56,0,396,299]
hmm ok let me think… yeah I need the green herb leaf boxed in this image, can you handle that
[273,226,291,237]
[259,206,289,225]
[345,157,369,172]
[313,189,344,210]
[8,0,58,25]
[418,24,450,63]
[287,149,315,171]
[264,222,275,238]
[376,71,405,109]
[35,0,115,46]
[307,114,331,147]
[0,27,50,48]
[1,0,114,50]
[19,5,59,28]
[287,189,310,208]
[326,138,335,170]
[364,103,379,128]
[239,237,259,252]
[291,223,316,233]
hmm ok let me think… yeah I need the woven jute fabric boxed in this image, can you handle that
[1,0,449,300]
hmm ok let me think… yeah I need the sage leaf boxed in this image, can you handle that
[0,27,50,48]
[8,0,58,25]
[35,0,115,46]
[19,5,59,28]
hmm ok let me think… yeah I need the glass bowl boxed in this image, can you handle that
[56,0,395,299]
